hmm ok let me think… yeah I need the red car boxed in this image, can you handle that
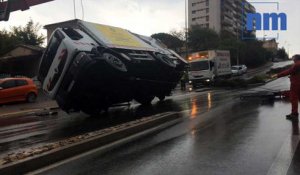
[0,77,38,104]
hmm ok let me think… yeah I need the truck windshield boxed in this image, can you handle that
[189,61,209,71]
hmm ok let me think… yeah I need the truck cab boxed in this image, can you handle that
[38,20,186,115]
[38,28,97,99]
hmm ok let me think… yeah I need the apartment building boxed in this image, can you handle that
[188,0,256,38]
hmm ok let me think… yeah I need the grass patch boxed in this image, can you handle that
[214,79,247,88]
[267,65,292,74]
[247,75,268,84]
[214,75,269,88]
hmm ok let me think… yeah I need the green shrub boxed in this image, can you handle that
[214,79,247,88]
[267,65,292,74]
[247,75,267,84]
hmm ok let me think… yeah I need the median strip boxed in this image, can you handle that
[0,111,181,175]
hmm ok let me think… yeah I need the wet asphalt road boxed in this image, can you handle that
[22,77,300,175]
[0,87,242,155]
[0,85,235,154]
[0,62,287,156]
[1,75,300,175]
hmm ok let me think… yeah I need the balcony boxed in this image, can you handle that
[222,17,233,26]
[223,11,233,19]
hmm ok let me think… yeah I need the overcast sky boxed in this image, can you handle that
[0,0,299,56]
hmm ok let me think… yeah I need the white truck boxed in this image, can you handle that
[38,20,187,115]
[188,50,231,88]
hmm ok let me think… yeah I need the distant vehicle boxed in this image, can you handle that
[239,65,247,73]
[231,65,247,76]
[38,20,187,115]
[188,50,232,88]
[0,77,38,104]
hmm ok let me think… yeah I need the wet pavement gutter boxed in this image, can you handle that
[0,112,182,175]
[0,106,60,119]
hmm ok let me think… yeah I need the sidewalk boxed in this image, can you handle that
[0,91,58,118]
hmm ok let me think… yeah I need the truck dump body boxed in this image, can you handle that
[38,20,187,115]
[78,21,155,51]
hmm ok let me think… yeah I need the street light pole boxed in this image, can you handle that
[185,0,189,60]
[73,0,76,19]
[236,23,239,65]
[287,44,290,58]
[284,41,290,58]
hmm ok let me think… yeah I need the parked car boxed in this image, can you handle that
[239,65,247,73]
[0,77,38,104]
[231,65,247,76]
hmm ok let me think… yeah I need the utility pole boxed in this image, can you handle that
[73,0,76,19]
[185,0,189,60]
[236,22,239,65]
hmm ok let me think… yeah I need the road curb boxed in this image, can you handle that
[0,112,181,175]
[0,105,59,119]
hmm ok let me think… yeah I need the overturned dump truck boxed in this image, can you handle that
[38,20,187,115]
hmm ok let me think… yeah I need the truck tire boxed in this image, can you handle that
[134,95,155,106]
[81,108,105,117]
[157,95,166,101]
[102,52,127,72]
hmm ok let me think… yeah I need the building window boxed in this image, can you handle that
[192,18,196,21]
[192,1,209,7]
[206,8,209,13]
[192,10,196,14]
[206,16,209,22]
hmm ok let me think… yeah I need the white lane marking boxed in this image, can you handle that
[267,135,300,175]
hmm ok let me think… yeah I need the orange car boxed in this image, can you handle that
[0,77,38,104]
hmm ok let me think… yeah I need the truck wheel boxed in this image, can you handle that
[81,105,109,116]
[134,95,154,106]
[103,52,127,72]
[82,108,101,117]
[26,93,37,103]
[157,95,165,101]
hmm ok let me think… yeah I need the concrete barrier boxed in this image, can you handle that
[0,112,181,175]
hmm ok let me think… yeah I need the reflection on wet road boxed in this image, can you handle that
[0,87,238,155]
[0,79,251,156]
[37,77,300,175]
